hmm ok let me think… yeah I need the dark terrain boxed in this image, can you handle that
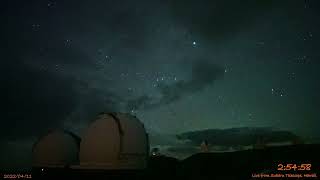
[30,144,320,179]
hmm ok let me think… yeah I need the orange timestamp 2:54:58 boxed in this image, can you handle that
[277,163,312,171]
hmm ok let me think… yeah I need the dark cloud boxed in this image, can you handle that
[1,58,77,140]
[177,127,300,146]
[127,61,224,111]
[1,60,124,141]
[170,0,305,42]
[0,43,122,141]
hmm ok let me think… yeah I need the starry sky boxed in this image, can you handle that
[2,0,320,168]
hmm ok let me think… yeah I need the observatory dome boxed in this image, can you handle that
[79,112,149,170]
[32,130,80,168]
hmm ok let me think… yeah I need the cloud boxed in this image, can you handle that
[1,57,78,141]
[177,127,300,146]
[0,48,122,141]
[170,0,277,42]
[126,61,224,111]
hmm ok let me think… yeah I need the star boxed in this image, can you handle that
[288,72,296,80]
[47,1,56,8]
[31,24,40,31]
[309,32,313,38]
[105,55,111,62]
[64,39,72,47]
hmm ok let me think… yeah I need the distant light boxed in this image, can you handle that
[192,41,197,45]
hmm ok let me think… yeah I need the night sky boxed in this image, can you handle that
[3,0,320,168]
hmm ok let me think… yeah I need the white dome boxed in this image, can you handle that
[79,112,149,170]
[32,130,80,168]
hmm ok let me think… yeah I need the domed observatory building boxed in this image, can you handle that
[79,112,149,170]
[32,130,81,169]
